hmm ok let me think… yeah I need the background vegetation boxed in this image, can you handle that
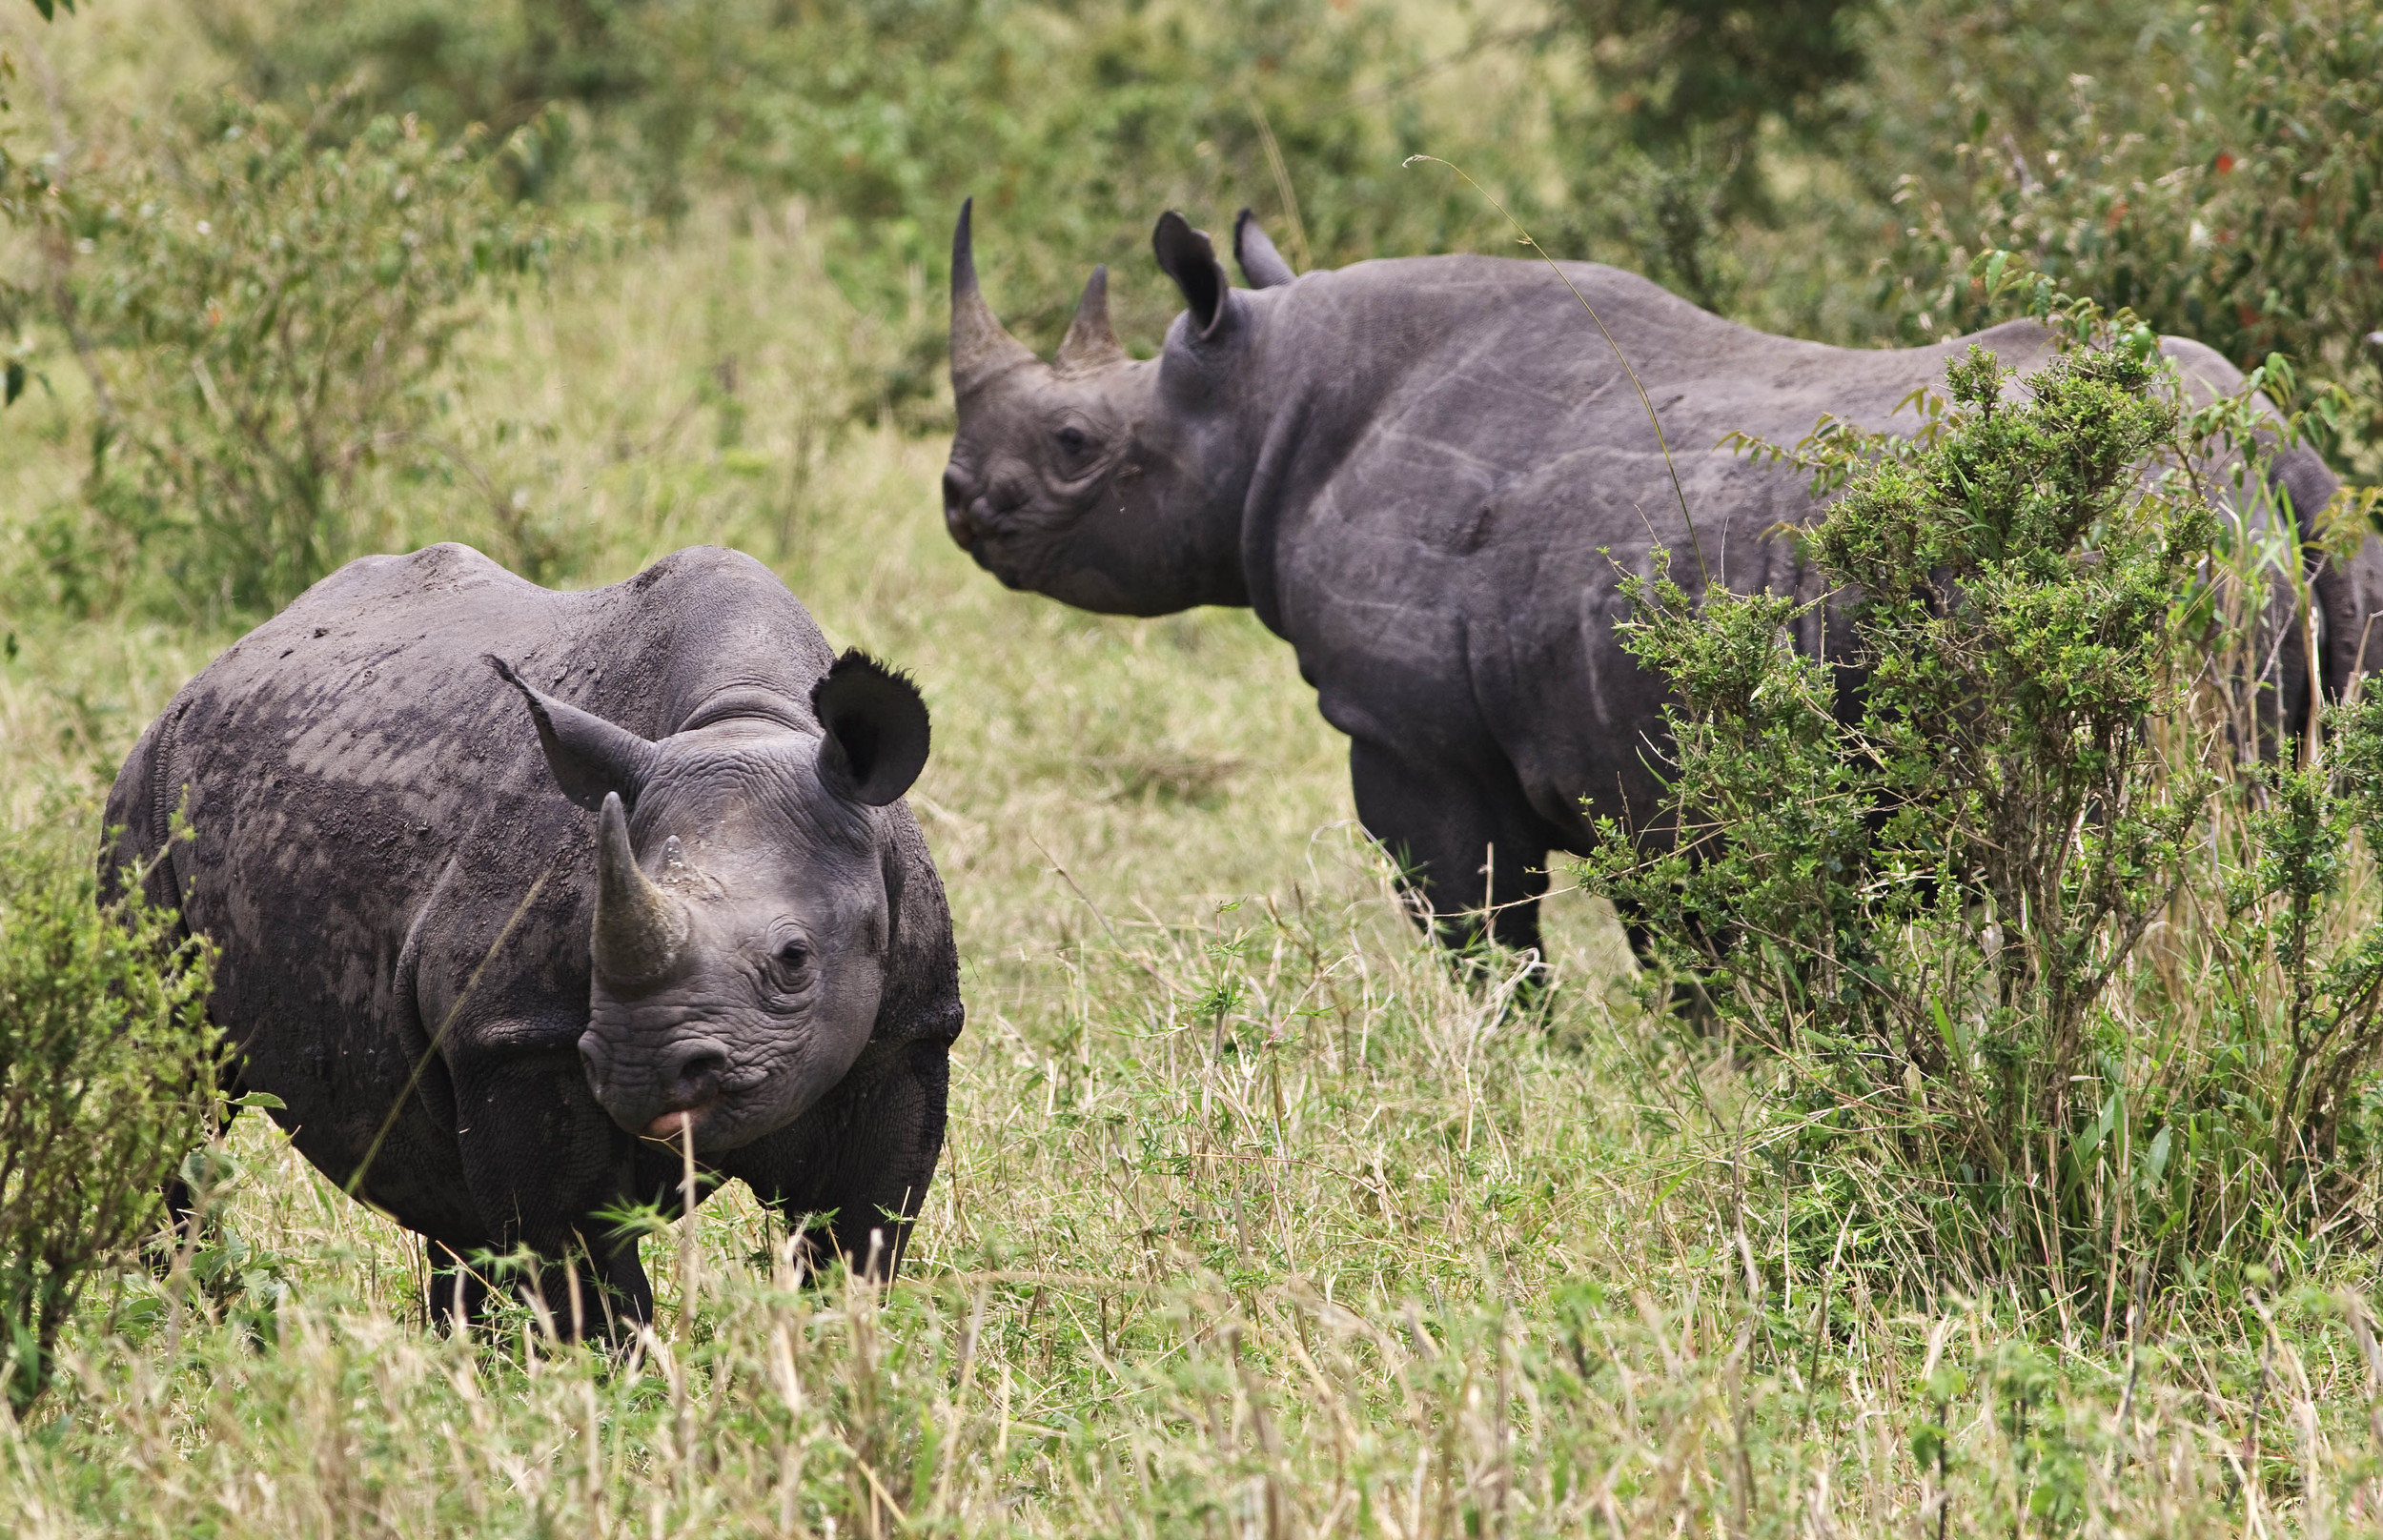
[4,0,2383,1533]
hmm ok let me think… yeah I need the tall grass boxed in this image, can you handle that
[2,865,2379,1535]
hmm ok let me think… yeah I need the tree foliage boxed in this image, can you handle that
[1884,0,2383,477]
[1543,0,1866,308]
[193,0,1532,367]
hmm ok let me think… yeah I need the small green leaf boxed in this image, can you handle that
[1930,997,1963,1060]
[234,1090,288,1110]
[4,360,23,407]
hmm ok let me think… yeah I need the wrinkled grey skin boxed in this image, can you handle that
[944,202,2383,955]
[105,544,963,1327]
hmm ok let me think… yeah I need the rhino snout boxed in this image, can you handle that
[942,468,983,549]
[655,1037,729,1118]
[579,1030,613,1097]
[578,1029,737,1142]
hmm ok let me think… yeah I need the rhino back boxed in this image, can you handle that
[1245,256,2058,834]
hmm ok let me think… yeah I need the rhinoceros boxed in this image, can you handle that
[106,544,963,1327]
[941,201,2383,957]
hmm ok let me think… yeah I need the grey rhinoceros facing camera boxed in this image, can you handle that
[105,544,963,1327]
[944,201,2383,956]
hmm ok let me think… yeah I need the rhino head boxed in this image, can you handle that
[942,200,1301,616]
[496,652,929,1154]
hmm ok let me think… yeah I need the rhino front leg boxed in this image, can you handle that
[1349,737,1552,959]
[450,1044,657,1333]
[723,1031,953,1284]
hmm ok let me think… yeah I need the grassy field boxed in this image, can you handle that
[4,8,2383,1535]
[0,197,2376,1539]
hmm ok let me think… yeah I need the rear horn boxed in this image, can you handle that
[1054,265,1127,373]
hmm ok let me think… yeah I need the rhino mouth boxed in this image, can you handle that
[947,504,1027,582]
[947,525,1032,591]
[641,1106,706,1143]
[943,484,988,551]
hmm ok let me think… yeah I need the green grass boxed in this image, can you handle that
[4,67,2383,1540]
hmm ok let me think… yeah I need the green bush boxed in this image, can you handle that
[0,803,219,1409]
[1538,0,1867,314]
[18,93,543,618]
[1585,328,2383,1307]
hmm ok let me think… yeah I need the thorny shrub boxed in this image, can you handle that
[1885,0,2383,481]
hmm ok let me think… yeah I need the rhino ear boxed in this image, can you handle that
[489,656,659,812]
[1152,211,1232,342]
[812,650,930,808]
[1232,209,1297,289]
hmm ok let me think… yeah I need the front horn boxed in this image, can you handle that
[592,791,687,988]
[1055,264,1126,373]
[950,197,1036,395]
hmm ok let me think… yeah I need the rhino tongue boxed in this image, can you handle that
[644,1108,698,1141]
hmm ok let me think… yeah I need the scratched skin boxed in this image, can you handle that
[941,204,2383,956]
[105,545,963,1327]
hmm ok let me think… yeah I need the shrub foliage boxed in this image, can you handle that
[1587,333,2383,1307]
[1887,0,2383,477]
[0,808,219,1408]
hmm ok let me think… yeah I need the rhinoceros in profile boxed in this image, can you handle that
[942,201,2383,957]
[106,544,963,1326]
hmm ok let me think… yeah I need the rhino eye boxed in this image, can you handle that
[1055,426,1089,457]
[773,939,810,974]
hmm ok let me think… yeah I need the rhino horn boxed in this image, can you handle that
[592,791,687,988]
[1054,265,1127,374]
[949,197,1036,395]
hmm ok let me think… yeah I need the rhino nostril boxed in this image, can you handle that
[662,1038,730,1104]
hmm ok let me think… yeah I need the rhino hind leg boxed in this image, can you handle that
[1348,739,1554,962]
[424,1238,492,1331]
